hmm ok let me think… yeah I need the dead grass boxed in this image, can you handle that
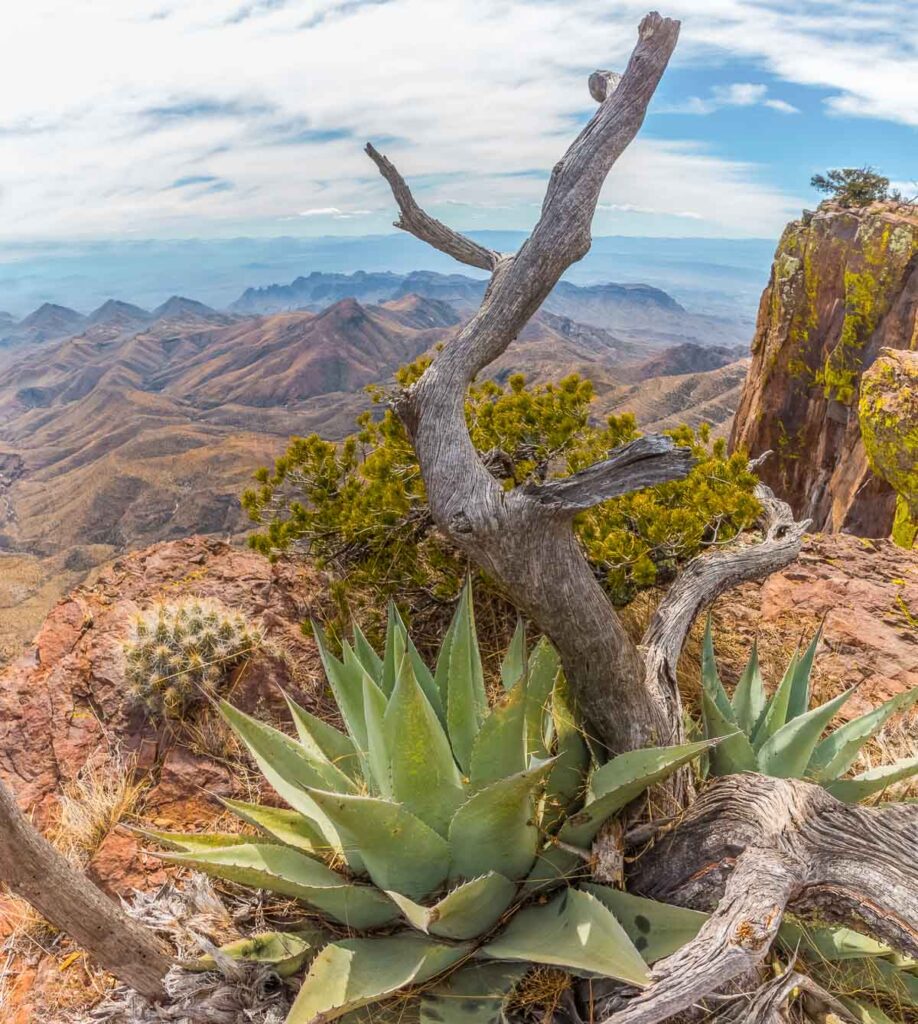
[507,966,572,1024]
[52,757,149,867]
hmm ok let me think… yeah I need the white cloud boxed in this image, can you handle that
[664,81,799,115]
[0,0,909,242]
[299,207,374,218]
[763,98,800,114]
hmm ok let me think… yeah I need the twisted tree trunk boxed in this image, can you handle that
[366,12,808,757]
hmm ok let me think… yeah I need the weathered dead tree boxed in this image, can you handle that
[366,11,916,1021]
[366,12,806,756]
[0,776,172,1000]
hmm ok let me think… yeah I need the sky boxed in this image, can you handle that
[0,0,915,243]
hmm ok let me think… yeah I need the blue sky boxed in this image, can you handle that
[0,0,914,242]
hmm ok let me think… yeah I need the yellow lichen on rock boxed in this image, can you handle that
[858,348,918,547]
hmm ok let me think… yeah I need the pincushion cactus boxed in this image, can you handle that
[124,598,267,716]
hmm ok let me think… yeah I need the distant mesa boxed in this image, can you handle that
[86,299,151,327]
[0,311,14,327]
[152,295,220,320]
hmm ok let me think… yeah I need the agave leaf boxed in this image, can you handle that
[352,623,384,683]
[469,679,527,787]
[388,603,444,721]
[701,614,734,719]
[501,620,527,691]
[284,691,362,781]
[750,650,799,749]
[434,601,459,712]
[755,686,855,779]
[828,956,918,1009]
[313,624,368,751]
[385,653,465,836]
[583,885,708,963]
[218,701,358,865]
[387,872,517,940]
[786,625,823,722]
[447,581,488,772]
[561,739,718,847]
[380,604,407,697]
[137,829,258,853]
[220,797,329,856]
[525,638,560,759]
[192,929,323,977]
[541,674,590,833]
[306,789,450,900]
[421,962,527,1024]
[839,997,898,1024]
[220,701,357,797]
[480,888,650,987]
[521,844,586,897]
[809,687,918,782]
[731,642,766,736]
[701,690,756,776]
[825,756,918,804]
[362,671,393,798]
[287,934,470,1024]
[448,759,555,883]
[158,843,398,928]
[778,920,890,961]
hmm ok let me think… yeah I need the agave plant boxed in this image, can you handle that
[146,585,716,1024]
[699,617,918,797]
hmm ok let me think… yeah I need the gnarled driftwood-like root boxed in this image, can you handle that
[593,774,918,1024]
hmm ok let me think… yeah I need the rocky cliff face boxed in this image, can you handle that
[730,202,918,536]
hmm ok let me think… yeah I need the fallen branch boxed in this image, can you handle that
[0,777,172,1000]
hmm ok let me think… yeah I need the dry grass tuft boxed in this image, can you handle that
[507,966,572,1024]
[52,757,149,867]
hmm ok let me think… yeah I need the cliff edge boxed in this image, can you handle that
[730,202,918,537]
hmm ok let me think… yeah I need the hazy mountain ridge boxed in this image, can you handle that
[230,270,746,348]
[0,278,752,657]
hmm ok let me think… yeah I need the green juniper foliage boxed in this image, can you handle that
[124,599,267,717]
[699,616,918,797]
[810,167,902,208]
[242,363,760,628]
[146,585,717,1024]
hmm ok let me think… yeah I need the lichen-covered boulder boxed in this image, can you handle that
[859,348,918,547]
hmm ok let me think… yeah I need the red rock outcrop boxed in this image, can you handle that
[730,202,918,536]
[0,536,326,914]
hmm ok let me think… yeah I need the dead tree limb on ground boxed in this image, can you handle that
[0,776,172,999]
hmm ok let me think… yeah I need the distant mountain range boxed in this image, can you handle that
[0,269,749,357]
[0,267,753,655]
[0,233,775,323]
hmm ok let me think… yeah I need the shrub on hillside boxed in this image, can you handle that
[124,598,267,717]
[810,166,901,208]
[242,361,760,637]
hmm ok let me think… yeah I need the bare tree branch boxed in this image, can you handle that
[639,479,810,743]
[523,435,694,514]
[0,776,172,999]
[365,143,501,272]
[368,12,684,755]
